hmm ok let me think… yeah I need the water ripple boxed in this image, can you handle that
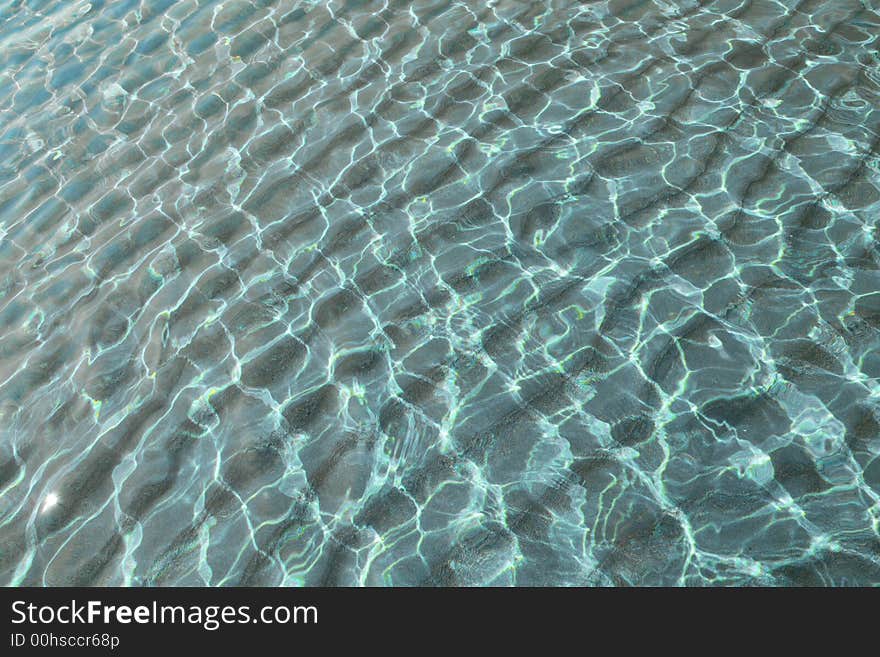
[1,0,879,586]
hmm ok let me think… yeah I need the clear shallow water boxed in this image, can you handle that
[1,0,880,586]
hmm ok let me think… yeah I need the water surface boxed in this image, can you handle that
[1,0,880,586]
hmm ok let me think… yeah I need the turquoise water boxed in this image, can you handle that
[1,0,880,586]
